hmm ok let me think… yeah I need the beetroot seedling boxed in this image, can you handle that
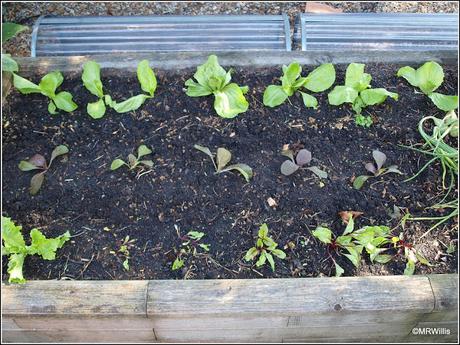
[353,149,402,190]
[18,145,69,195]
[244,223,286,272]
[172,230,210,271]
[280,147,327,179]
[194,144,253,182]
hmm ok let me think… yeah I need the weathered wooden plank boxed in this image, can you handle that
[2,281,148,316]
[428,274,458,311]
[2,330,156,343]
[147,276,434,317]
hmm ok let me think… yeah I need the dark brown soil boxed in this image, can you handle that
[2,62,458,281]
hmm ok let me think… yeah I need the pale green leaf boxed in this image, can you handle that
[38,71,63,98]
[306,166,328,179]
[415,61,444,94]
[335,262,344,277]
[7,253,26,283]
[299,92,318,109]
[1,217,26,255]
[353,175,370,190]
[256,251,267,267]
[280,160,299,176]
[328,85,359,105]
[428,93,458,111]
[213,83,249,118]
[193,55,227,91]
[82,61,104,97]
[216,147,231,171]
[49,145,68,166]
[312,226,332,244]
[220,163,253,182]
[137,59,157,96]
[345,63,372,91]
[29,229,70,260]
[303,63,336,92]
[263,85,288,107]
[396,66,417,86]
[18,161,40,171]
[404,259,416,275]
[30,172,45,195]
[137,145,152,158]
[110,94,150,113]
[87,98,106,119]
[110,159,126,170]
[185,79,212,97]
[360,88,398,106]
[265,252,275,271]
[13,74,42,94]
[172,257,184,270]
[244,247,259,261]
[53,91,78,112]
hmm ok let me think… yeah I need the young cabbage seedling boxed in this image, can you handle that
[353,149,402,190]
[12,70,77,115]
[328,63,398,127]
[185,55,249,118]
[244,223,286,272]
[172,231,210,271]
[82,59,157,119]
[110,145,154,172]
[397,61,458,112]
[263,62,336,109]
[1,216,70,283]
[194,144,253,182]
[18,145,69,195]
[280,147,328,179]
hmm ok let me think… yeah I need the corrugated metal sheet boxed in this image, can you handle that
[31,15,291,56]
[294,13,459,51]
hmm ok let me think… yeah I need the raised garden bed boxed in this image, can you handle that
[2,51,458,343]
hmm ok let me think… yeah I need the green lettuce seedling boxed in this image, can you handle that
[263,62,335,109]
[110,145,154,172]
[11,70,77,114]
[82,59,157,119]
[185,55,249,118]
[18,145,69,195]
[397,61,458,112]
[194,144,253,182]
[172,231,210,271]
[244,223,286,272]
[353,149,402,190]
[2,22,28,43]
[280,147,328,179]
[1,216,70,283]
[328,63,398,127]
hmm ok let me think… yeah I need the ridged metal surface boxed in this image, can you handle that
[31,15,291,56]
[294,13,459,51]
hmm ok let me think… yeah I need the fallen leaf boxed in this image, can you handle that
[339,211,364,224]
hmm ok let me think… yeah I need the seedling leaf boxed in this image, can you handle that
[216,147,232,171]
[137,59,157,97]
[306,166,328,179]
[335,262,344,277]
[137,145,152,158]
[372,150,387,170]
[353,175,370,190]
[281,160,299,176]
[296,149,312,166]
[49,145,68,166]
[312,226,332,244]
[110,159,126,170]
[221,163,253,182]
[30,172,45,195]
[263,85,289,107]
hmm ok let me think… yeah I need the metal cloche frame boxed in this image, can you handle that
[31,14,292,57]
[294,13,459,51]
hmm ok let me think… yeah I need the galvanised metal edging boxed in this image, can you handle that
[294,13,459,52]
[31,14,292,57]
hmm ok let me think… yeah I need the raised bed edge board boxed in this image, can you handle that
[12,50,458,75]
[1,274,458,343]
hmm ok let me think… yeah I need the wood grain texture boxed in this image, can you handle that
[1,275,458,343]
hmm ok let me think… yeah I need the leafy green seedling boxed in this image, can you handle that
[397,61,458,112]
[312,215,393,277]
[185,55,249,118]
[353,150,402,190]
[391,233,431,275]
[12,70,77,114]
[280,147,328,179]
[110,145,154,172]
[172,231,210,271]
[194,144,253,182]
[328,63,398,127]
[244,223,286,272]
[263,62,335,109]
[2,22,28,43]
[82,59,157,119]
[110,235,136,271]
[1,216,70,283]
[18,145,69,195]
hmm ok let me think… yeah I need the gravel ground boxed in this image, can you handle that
[1,1,459,55]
